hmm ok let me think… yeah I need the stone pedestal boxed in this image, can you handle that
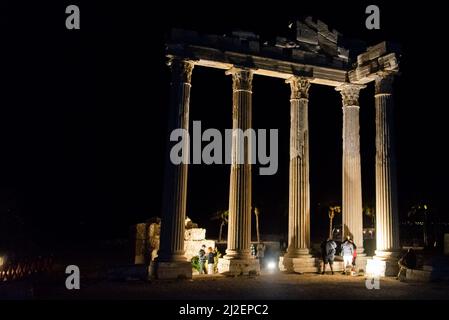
[280,255,317,273]
[280,255,370,273]
[149,261,192,280]
[218,257,260,276]
[354,255,370,273]
[405,269,432,282]
[366,252,400,277]
[185,228,206,241]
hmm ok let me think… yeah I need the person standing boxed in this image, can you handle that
[207,247,216,274]
[352,241,358,274]
[320,238,337,275]
[250,243,256,257]
[341,236,355,274]
[256,242,266,269]
[198,245,207,274]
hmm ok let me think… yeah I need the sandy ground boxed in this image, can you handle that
[3,271,448,300]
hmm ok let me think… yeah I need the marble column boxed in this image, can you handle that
[281,77,316,273]
[373,73,400,274]
[218,67,260,275]
[336,83,366,255]
[286,77,311,256]
[151,58,194,279]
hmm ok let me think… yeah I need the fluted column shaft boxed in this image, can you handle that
[158,59,194,262]
[286,77,311,257]
[374,74,400,255]
[225,68,253,259]
[336,84,366,254]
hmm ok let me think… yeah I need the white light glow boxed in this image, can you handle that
[267,261,276,270]
[366,259,386,278]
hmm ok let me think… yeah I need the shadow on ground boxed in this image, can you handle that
[2,272,449,300]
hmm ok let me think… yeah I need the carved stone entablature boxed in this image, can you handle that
[166,20,351,83]
[226,67,253,92]
[296,17,348,60]
[168,58,195,84]
[348,42,400,84]
[166,23,399,88]
[335,84,366,107]
[286,77,311,100]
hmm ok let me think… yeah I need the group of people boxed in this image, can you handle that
[321,236,419,279]
[199,238,418,278]
[320,236,358,275]
[198,245,216,274]
[251,242,266,266]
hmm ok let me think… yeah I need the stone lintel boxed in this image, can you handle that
[166,46,347,86]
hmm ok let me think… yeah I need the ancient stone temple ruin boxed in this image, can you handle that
[132,217,161,265]
[153,17,401,279]
[133,217,214,265]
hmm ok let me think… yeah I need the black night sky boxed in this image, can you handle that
[1,1,448,254]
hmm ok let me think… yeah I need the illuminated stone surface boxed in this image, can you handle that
[184,228,206,241]
[159,18,402,278]
[280,256,369,273]
[336,83,366,255]
[131,220,160,264]
[373,73,401,275]
[184,239,215,261]
[282,77,314,273]
[220,68,260,275]
[217,257,260,276]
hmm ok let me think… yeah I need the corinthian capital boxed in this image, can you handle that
[374,72,395,95]
[168,58,195,84]
[336,83,366,107]
[226,67,253,91]
[286,77,311,100]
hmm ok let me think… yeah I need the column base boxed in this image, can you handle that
[374,249,401,259]
[149,260,192,280]
[218,257,260,276]
[284,248,310,256]
[353,255,369,273]
[365,251,401,277]
[223,249,251,260]
[280,255,317,273]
